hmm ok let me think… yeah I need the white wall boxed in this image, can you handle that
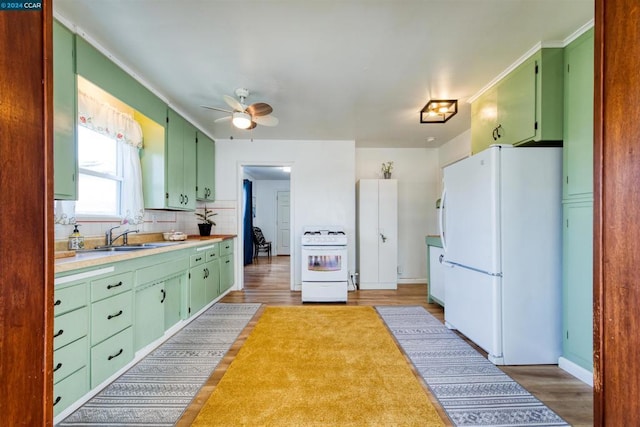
[216,139,356,288]
[437,129,472,192]
[252,179,290,254]
[355,148,439,283]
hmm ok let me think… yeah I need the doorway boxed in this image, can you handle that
[238,164,294,291]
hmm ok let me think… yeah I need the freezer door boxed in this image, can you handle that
[444,264,503,362]
[443,147,500,274]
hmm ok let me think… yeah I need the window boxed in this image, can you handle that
[75,126,123,217]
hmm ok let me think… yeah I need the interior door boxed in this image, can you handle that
[276,191,290,255]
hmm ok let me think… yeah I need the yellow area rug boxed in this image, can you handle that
[192,306,445,426]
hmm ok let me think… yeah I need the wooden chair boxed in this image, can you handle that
[252,226,272,260]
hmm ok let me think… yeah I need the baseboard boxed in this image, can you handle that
[558,356,593,386]
[397,278,427,284]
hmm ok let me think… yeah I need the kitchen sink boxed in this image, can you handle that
[78,242,184,252]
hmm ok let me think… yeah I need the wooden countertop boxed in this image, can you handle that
[55,234,235,274]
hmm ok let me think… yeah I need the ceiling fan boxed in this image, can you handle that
[201,88,278,130]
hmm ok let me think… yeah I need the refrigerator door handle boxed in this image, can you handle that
[446,260,503,277]
[439,187,447,252]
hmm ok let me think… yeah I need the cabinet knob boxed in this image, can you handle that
[160,289,166,304]
[53,362,63,373]
[53,396,61,407]
[53,299,61,306]
[53,329,64,338]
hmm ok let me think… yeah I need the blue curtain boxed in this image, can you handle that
[243,179,253,265]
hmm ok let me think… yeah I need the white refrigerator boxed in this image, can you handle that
[440,145,562,365]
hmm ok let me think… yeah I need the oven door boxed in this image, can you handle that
[301,245,348,282]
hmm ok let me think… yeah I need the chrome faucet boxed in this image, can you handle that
[105,225,121,246]
[112,229,139,246]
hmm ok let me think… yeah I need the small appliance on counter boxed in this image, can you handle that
[300,226,348,303]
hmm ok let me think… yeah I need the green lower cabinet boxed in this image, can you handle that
[91,326,134,387]
[53,366,88,417]
[134,281,165,351]
[189,263,208,316]
[205,259,221,302]
[220,254,234,293]
[562,201,593,371]
[164,275,183,330]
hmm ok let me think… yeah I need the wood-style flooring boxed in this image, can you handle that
[178,256,593,426]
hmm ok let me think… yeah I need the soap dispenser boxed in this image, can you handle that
[68,224,85,250]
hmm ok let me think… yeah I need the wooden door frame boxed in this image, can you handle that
[594,0,640,424]
[1,3,54,425]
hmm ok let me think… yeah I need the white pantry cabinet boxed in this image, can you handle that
[356,179,398,289]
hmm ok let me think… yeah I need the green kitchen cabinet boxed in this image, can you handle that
[425,236,444,306]
[562,201,593,371]
[471,86,498,155]
[561,28,594,376]
[134,281,165,351]
[563,29,594,199]
[471,48,564,154]
[53,279,89,417]
[219,239,235,294]
[189,252,209,316]
[164,274,183,330]
[140,108,197,210]
[53,20,78,200]
[166,109,197,210]
[196,132,216,201]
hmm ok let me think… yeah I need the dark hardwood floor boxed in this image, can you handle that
[178,256,593,426]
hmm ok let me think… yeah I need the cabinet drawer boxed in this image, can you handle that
[190,253,206,267]
[220,239,233,256]
[91,291,133,345]
[54,282,88,316]
[54,336,88,384]
[53,366,89,417]
[91,326,133,387]
[206,245,219,261]
[54,307,88,350]
[136,257,188,286]
[91,271,133,302]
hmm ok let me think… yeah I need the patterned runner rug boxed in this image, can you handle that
[57,303,261,426]
[376,306,569,427]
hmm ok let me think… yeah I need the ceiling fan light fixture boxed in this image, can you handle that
[420,99,458,123]
[232,111,252,129]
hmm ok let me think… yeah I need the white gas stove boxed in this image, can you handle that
[301,226,348,302]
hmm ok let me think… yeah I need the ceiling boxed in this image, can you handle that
[53,0,594,148]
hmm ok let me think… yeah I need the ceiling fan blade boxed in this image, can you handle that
[254,115,279,127]
[214,116,232,123]
[248,121,257,130]
[201,105,233,113]
[247,102,273,117]
[223,94,245,112]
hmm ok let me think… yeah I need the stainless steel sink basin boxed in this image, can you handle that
[78,241,184,252]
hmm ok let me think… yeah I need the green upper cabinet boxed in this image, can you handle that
[196,132,216,202]
[471,48,564,154]
[471,86,497,154]
[563,29,594,199]
[140,109,196,210]
[53,20,78,200]
[166,109,197,210]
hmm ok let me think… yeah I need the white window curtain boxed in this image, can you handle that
[54,91,145,225]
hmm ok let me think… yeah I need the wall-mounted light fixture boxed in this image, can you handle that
[420,99,458,123]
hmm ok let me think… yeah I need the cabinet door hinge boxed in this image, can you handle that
[566,219,570,228]
[566,330,569,340]
[534,121,538,130]
[535,63,539,74]
[165,192,169,199]
[188,307,191,314]
[567,64,570,73]
[166,116,169,124]
[566,176,569,184]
